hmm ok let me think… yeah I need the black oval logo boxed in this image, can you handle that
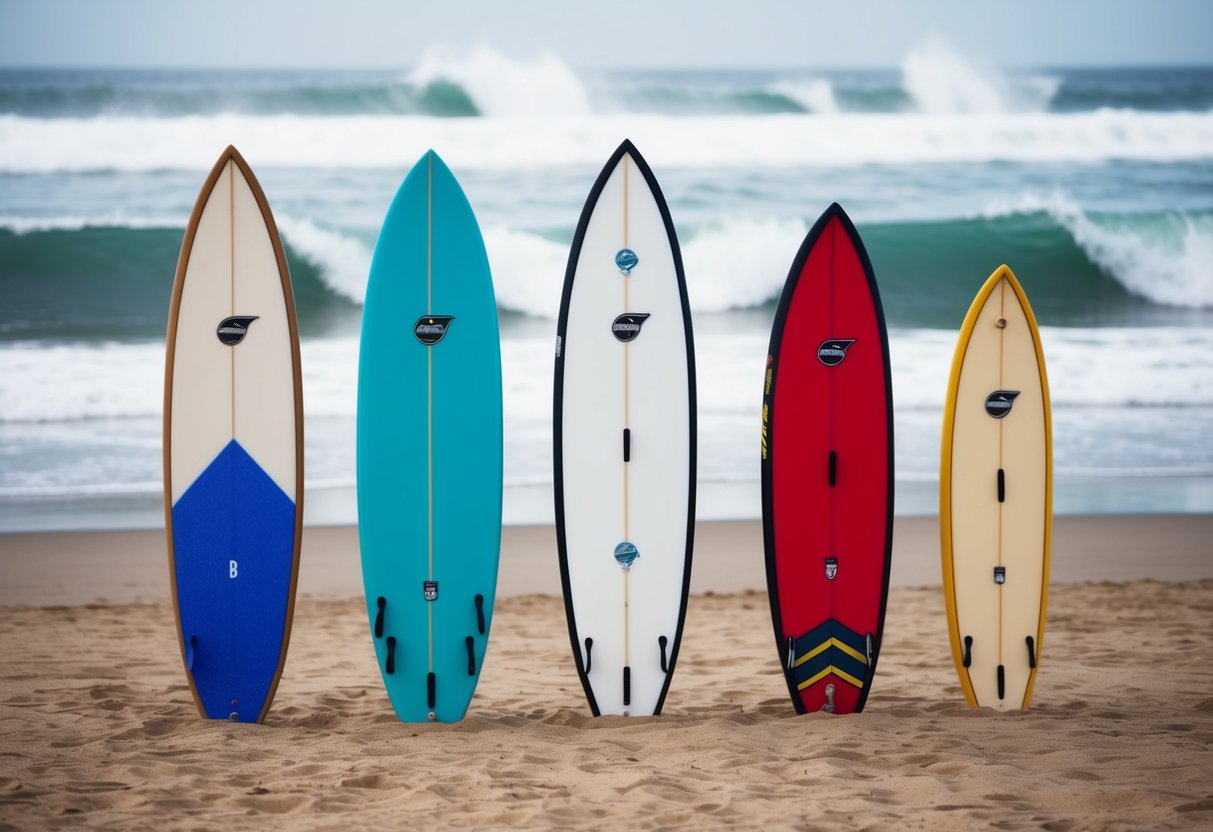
[612,313,650,343]
[216,316,258,345]
[985,390,1021,418]
[414,315,454,345]
[817,339,855,367]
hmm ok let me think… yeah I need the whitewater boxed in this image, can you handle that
[2,42,1211,528]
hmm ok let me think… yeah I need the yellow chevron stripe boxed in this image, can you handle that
[797,665,865,691]
[792,639,831,667]
[832,639,868,665]
[792,637,869,668]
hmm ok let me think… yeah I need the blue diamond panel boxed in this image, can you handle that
[172,439,297,721]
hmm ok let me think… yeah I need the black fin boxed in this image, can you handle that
[427,672,436,708]
[962,635,973,668]
[1026,635,1037,669]
[474,594,485,634]
[828,450,837,486]
[997,665,1005,700]
[465,636,476,675]
[374,596,386,639]
[658,635,669,674]
[385,636,396,675]
[583,637,593,674]
[623,666,631,706]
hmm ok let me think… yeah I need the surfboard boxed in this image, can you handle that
[554,140,696,717]
[358,151,502,723]
[164,145,303,723]
[760,203,893,715]
[941,264,1052,710]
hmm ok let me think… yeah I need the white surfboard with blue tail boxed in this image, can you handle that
[164,145,304,723]
[554,140,696,716]
[358,151,503,723]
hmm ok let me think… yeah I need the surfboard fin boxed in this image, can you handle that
[658,635,669,673]
[583,637,593,674]
[374,596,386,639]
[385,636,397,675]
[962,635,973,668]
[828,450,837,487]
[185,634,198,673]
[465,636,476,675]
[427,672,436,708]
[997,665,1005,700]
[785,636,796,671]
[863,633,876,684]
[1026,635,1037,669]
[474,594,485,634]
[623,666,631,707]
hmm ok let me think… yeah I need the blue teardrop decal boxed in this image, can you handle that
[614,541,639,572]
[615,248,638,275]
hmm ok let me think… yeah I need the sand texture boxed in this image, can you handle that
[2,579,1211,830]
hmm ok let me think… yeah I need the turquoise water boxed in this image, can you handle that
[1,55,1211,530]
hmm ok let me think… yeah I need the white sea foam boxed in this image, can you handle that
[406,45,592,117]
[3,326,1210,427]
[680,217,807,311]
[483,226,570,319]
[4,109,1211,174]
[894,325,1213,409]
[0,337,363,424]
[2,326,1210,506]
[981,192,1213,308]
[0,215,181,234]
[275,216,372,304]
[486,217,805,319]
[766,79,840,114]
[282,199,1213,317]
[901,36,1060,114]
[0,341,165,422]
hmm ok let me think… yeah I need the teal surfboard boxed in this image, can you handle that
[357,151,503,722]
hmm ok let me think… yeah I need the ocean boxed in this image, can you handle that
[2,44,1211,531]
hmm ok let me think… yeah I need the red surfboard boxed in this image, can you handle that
[761,203,893,715]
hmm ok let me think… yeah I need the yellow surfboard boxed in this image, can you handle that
[940,265,1052,710]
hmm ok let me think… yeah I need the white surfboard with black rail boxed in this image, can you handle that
[554,140,696,716]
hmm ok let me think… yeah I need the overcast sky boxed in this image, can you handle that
[2,0,1211,70]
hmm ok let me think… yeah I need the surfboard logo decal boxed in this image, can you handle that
[414,316,455,346]
[615,248,638,275]
[817,339,856,367]
[985,390,1021,418]
[612,313,651,342]
[760,402,770,460]
[613,541,639,572]
[216,316,259,345]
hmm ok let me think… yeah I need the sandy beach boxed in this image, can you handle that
[2,515,1211,829]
